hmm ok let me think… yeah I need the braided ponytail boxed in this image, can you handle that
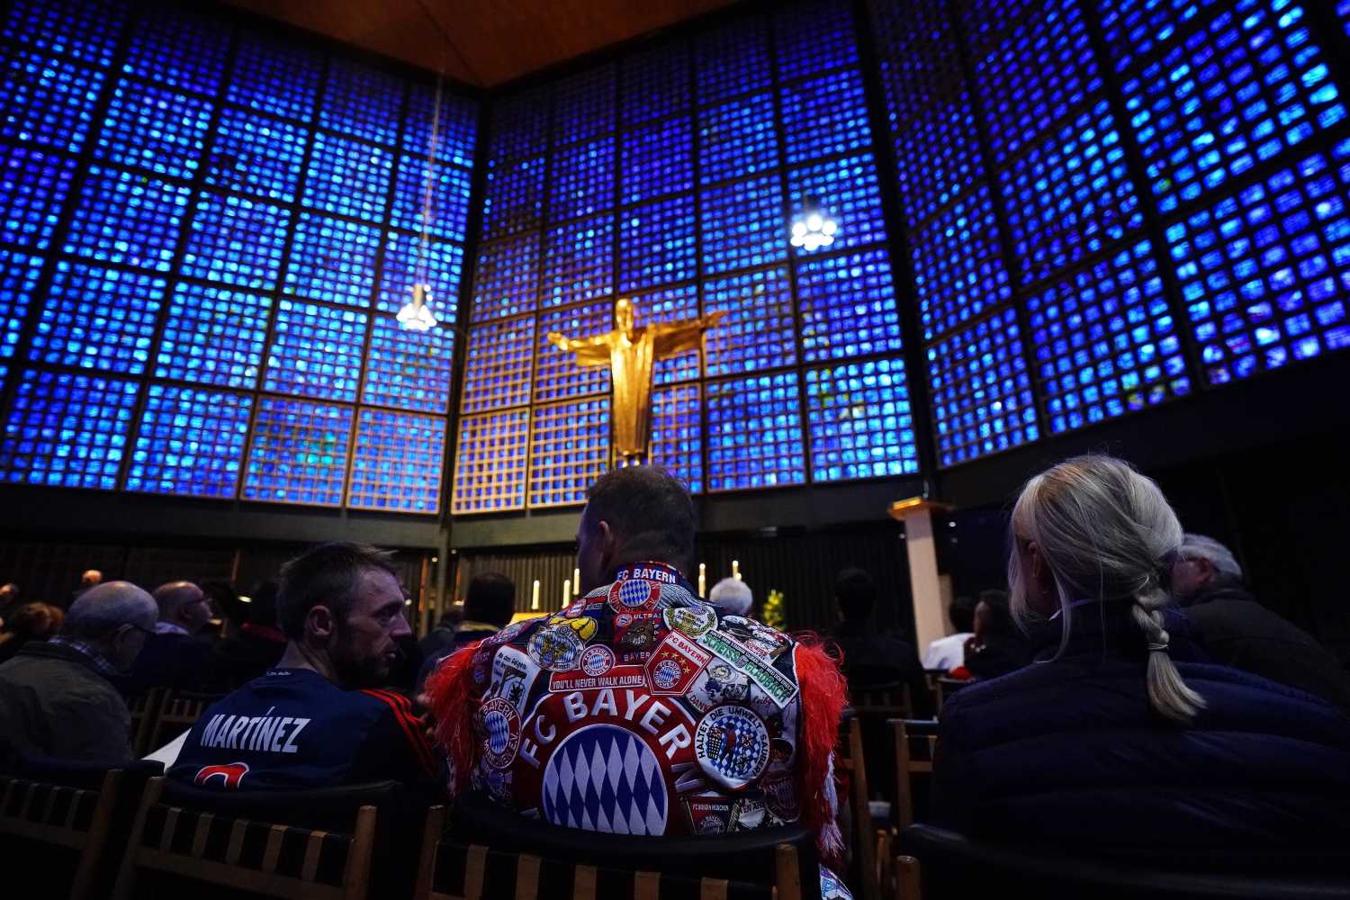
[1009,455,1207,724]
[1131,585,1206,723]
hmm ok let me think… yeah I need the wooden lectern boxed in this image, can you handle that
[888,497,954,655]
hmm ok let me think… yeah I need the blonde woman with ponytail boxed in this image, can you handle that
[933,455,1350,859]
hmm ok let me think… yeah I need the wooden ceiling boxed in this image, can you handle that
[224,0,742,88]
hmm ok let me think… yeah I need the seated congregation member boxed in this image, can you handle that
[922,594,975,671]
[830,568,933,716]
[124,580,213,693]
[205,581,287,693]
[0,602,64,666]
[959,590,1031,680]
[170,543,439,791]
[935,455,1350,854]
[69,569,102,608]
[0,583,157,765]
[1173,533,1350,710]
[0,582,22,623]
[708,576,753,616]
[425,467,851,891]
[415,573,516,694]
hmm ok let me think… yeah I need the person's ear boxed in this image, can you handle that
[1027,541,1056,605]
[306,604,336,641]
[1194,557,1217,585]
[596,519,617,569]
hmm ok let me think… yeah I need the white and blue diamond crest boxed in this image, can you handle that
[541,725,668,835]
[618,579,654,609]
[485,709,511,755]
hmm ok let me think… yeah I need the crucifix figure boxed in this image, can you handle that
[548,297,725,461]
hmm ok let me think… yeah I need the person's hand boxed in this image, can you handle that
[546,331,568,349]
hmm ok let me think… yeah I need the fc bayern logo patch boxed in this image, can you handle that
[609,578,658,613]
[580,645,615,677]
[478,697,522,769]
[694,705,770,791]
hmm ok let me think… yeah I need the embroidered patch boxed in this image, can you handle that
[478,697,522,769]
[580,644,615,677]
[694,705,770,791]
[546,612,598,643]
[697,629,799,709]
[541,724,669,835]
[487,645,541,714]
[644,631,711,696]
[609,578,659,614]
[527,624,584,672]
[684,660,750,713]
[548,664,648,693]
[684,795,735,835]
[663,604,717,638]
[614,612,662,662]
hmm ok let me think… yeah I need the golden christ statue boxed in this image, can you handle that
[548,297,724,460]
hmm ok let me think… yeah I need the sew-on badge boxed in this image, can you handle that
[487,619,531,647]
[478,697,522,769]
[547,613,598,643]
[761,772,800,822]
[528,624,584,672]
[694,705,771,791]
[609,578,659,614]
[663,604,717,638]
[540,724,669,835]
[614,613,661,656]
[683,795,735,835]
[645,631,711,695]
[580,645,615,677]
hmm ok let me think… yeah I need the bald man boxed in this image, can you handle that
[0,582,157,764]
[125,580,214,694]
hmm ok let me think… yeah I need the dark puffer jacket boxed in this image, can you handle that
[933,601,1350,858]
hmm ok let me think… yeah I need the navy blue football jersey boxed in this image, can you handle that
[169,668,439,791]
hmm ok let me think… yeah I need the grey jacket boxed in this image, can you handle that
[0,641,132,764]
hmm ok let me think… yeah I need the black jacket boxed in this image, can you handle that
[935,601,1350,857]
[830,620,934,717]
[1179,586,1350,710]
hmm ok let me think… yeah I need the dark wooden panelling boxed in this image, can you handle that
[452,521,915,637]
[223,0,739,87]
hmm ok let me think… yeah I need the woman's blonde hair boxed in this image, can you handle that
[1007,455,1205,723]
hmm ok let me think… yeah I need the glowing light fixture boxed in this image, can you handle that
[397,73,447,331]
[397,282,438,331]
[789,195,838,251]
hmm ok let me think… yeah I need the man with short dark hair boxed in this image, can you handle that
[0,582,157,764]
[426,467,851,894]
[170,543,439,791]
[830,567,932,715]
[416,573,516,693]
[125,580,214,693]
[1173,533,1350,709]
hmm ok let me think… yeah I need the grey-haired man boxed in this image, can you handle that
[1173,534,1350,709]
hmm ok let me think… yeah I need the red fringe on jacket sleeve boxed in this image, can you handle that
[793,639,849,861]
[423,641,484,797]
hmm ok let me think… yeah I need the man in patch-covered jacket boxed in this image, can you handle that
[426,467,850,898]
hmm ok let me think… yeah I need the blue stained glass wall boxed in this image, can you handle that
[456,0,919,512]
[0,0,477,511]
[868,0,1350,467]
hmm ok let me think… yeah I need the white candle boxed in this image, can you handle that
[732,560,741,581]
[698,563,707,597]
[572,568,581,597]
[531,579,540,610]
[562,578,571,607]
